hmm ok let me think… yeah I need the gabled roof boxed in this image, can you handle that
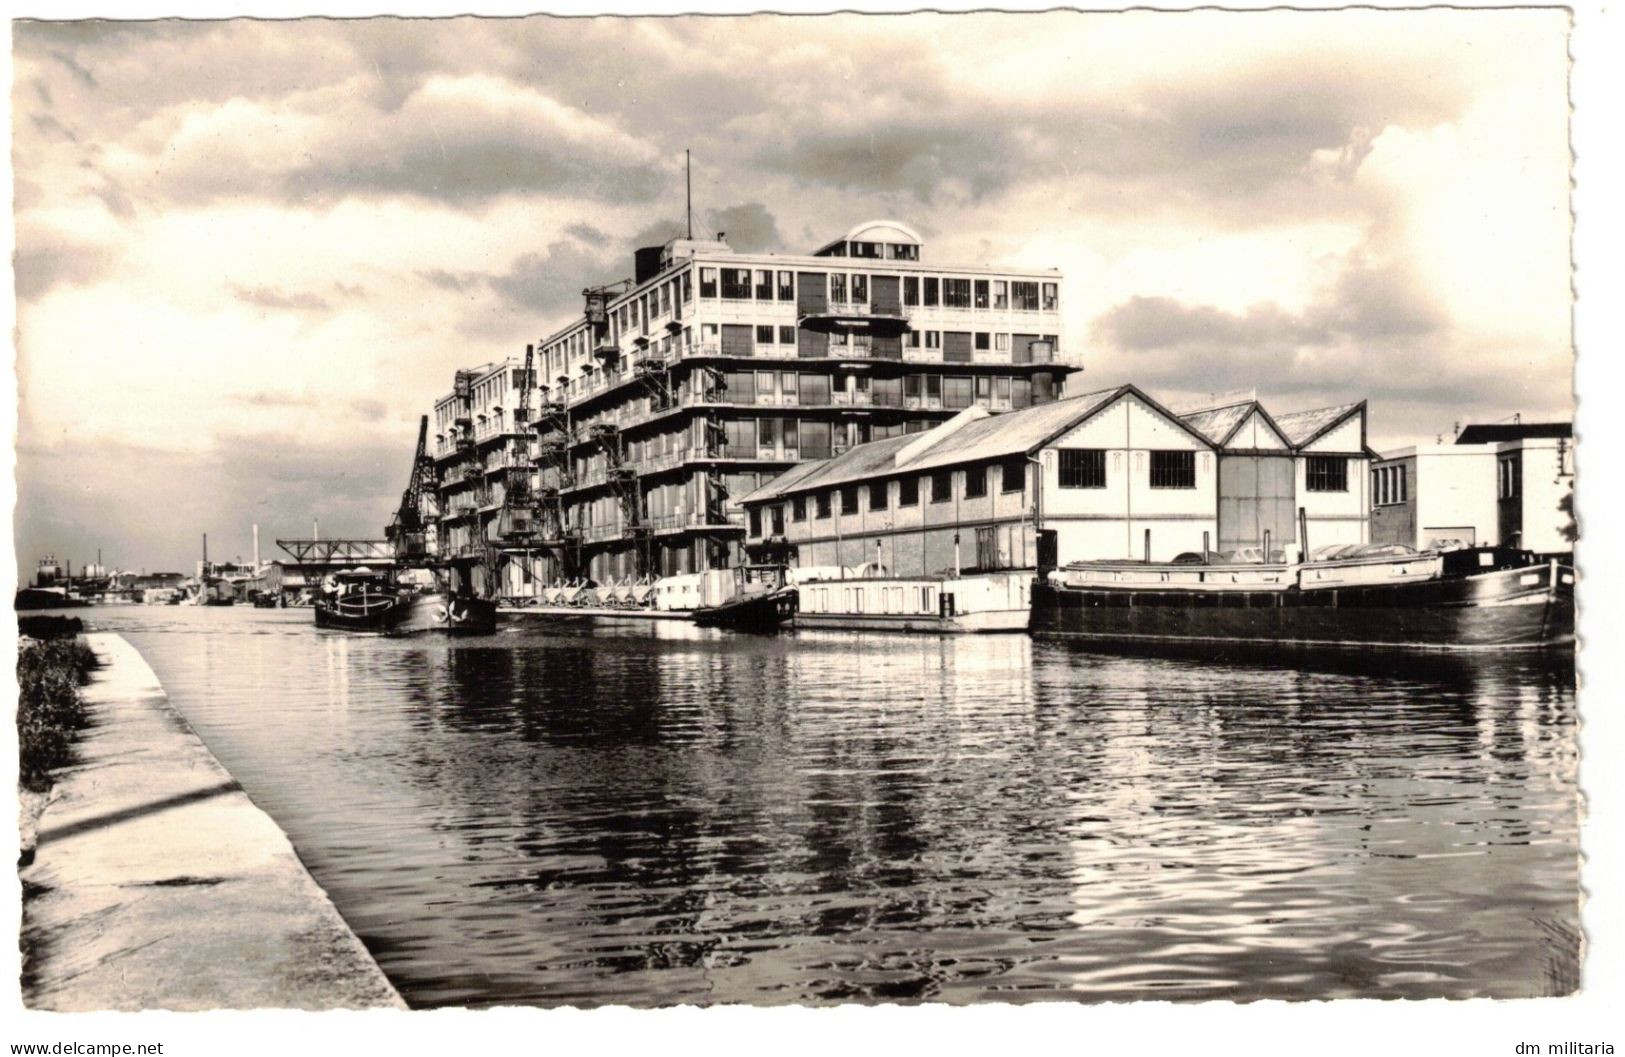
[1179,400,1290,448]
[1274,400,1365,448]
[1454,421,1572,445]
[742,384,1212,504]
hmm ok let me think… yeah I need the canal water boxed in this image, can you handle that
[84,606,1579,1007]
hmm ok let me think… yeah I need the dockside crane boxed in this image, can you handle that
[386,414,439,565]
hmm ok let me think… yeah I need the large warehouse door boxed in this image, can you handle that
[1218,455,1296,556]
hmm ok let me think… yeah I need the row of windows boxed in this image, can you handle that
[713,370,1052,410]
[820,240,920,261]
[902,277,1058,312]
[1056,449,1199,490]
[1372,464,1409,506]
[693,267,1059,311]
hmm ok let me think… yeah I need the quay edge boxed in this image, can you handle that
[20,632,406,1011]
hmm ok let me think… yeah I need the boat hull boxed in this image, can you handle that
[315,592,498,635]
[791,571,1032,634]
[1032,560,1574,651]
[692,589,798,632]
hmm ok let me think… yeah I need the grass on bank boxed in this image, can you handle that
[17,623,98,793]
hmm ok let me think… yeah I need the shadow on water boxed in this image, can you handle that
[86,606,1580,1007]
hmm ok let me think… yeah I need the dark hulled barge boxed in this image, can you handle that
[1032,545,1574,651]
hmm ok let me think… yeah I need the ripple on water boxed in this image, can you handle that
[82,605,1580,1006]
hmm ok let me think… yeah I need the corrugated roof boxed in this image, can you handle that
[743,387,1129,502]
[1180,401,1254,444]
[1274,401,1362,447]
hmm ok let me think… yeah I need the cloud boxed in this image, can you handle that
[231,284,332,312]
[704,202,783,253]
[13,237,119,300]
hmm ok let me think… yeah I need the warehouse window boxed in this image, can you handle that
[1058,449,1106,489]
[791,495,806,522]
[798,374,831,405]
[851,274,868,305]
[964,466,988,499]
[756,325,775,346]
[974,332,990,351]
[721,268,752,299]
[1042,283,1059,311]
[755,269,773,300]
[869,481,888,510]
[815,492,832,519]
[924,277,940,306]
[974,280,989,309]
[749,508,762,537]
[778,325,796,345]
[777,271,794,301]
[944,278,972,308]
[1306,456,1348,493]
[1150,451,1197,489]
[699,268,718,298]
[903,276,919,306]
[840,485,860,515]
[993,281,1008,310]
[899,477,919,506]
[931,470,954,502]
[829,273,847,304]
[943,376,974,409]
[1011,281,1040,311]
[1000,457,1026,493]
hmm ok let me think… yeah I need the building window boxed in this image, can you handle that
[904,374,922,399]
[924,277,940,306]
[926,375,942,402]
[791,495,806,522]
[995,376,1011,402]
[800,419,832,459]
[758,416,778,449]
[974,332,990,351]
[899,476,919,506]
[749,508,762,537]
[681,270,692,302]
[1042,282,1059,311]
[1012,281,1040,311]
[851,273,868,304]
[840,485,860,515]
[993,281,1008,310]
[699,267,718,298]
[903,276,919,306]
[829,273,847,304]
[943,376,974,409]
[944,278,972,308]
[778,325,796,345]
[925,331,941,350]
[1499,455,1521,499]
[974,280,990,309]
[798,374,831,405]
[719,268,750,299]
[1149,450,1197,489]
[1000,457,1026,493]
[1396,464,1408,503]
[755,269,773,300]
[975,376,992,404]
[752,325,773,346]
[1306,456,1348,493]
[964,466,988,499]
[931,470,954,502]
[1058,449,1106,489]
[815,492,832,519]
[660,282,672,316]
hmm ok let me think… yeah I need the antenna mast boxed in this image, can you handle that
[686,149,693,240]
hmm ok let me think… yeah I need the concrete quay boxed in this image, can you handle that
[20,632,406,1011]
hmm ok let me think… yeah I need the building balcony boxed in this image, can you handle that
[798,301,910,334]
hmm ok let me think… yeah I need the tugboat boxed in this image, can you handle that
[1032,543,1573,651]
[313,569,498,635]
[691,565,798,631]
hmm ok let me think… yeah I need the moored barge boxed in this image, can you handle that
[791,568,1033,633]
[1032,546,1573,651]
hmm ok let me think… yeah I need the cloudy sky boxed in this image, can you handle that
[11,10,1572,575]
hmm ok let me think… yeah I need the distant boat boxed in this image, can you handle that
[790,567,1033,633]
[14,587,90,611]
[1032,544,1573,651]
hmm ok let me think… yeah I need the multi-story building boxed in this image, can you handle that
[437,219,1077,589]
[430,356,540,596]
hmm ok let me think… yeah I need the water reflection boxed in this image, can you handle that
[85,607,1578,1006]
